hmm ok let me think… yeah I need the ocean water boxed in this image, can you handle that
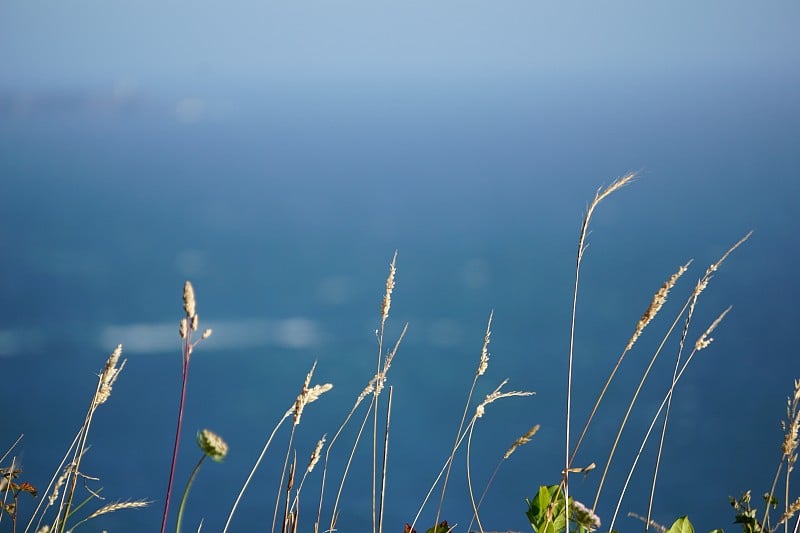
[1,71,799,532]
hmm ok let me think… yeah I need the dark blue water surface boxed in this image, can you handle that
[1,70,799,532]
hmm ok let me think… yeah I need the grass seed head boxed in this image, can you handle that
[504,424,540,459]
[183,280,196,318]
[380,252,397,321]
[627,261,691,351]
[96,344,125,406]
[695,306,731,351]
[476,310,493,377]
[196,429,229,462]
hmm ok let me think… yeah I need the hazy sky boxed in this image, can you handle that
[2,2,798,90]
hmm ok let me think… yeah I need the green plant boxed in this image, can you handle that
[526,485,600,533]
[175,429,228,533]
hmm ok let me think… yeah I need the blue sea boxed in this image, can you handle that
[1,70,799,532]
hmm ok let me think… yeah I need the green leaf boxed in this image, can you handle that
[527,485,568,533]
[527,486,553,530]
[425,521,451,533]
[666,516,695,533]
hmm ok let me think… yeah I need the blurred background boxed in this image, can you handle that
[1,2,799,531]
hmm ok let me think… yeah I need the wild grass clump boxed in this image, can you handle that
[3,174,793,533]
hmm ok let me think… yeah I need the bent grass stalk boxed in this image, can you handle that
[224,366,331,533]
[466,424,540,533]
[410,380,534,532]
[593,232,751,514]
[435,310,493,530]
[610,306,732,531]
[561,172,634,533]
[569,260,691,468]
[467,383,535,533]
[646,264,703,529]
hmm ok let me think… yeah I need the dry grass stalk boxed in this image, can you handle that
[610,308,735,531]
[576,174,636,263]
[293,361,317,426]
[0,436,23,468]
[627,261,692,351]
[378,386,393,533]
[762,379,800,533]
[412,378,533,533]
[375,251,398,533]
[227,363,331,533]
[782,380,800,459]
[276,363,332,533]
[289,434,328,521]
[564,173,635,531]
[224,408,292,533]
[380,251,397,324]
[642,234,750,529]
[703,231,754,279]
[47,465,71,507]
[95,344,125,406]
[314,324,406,533]
[689,231,753,304]
[25,432,83,533]
[627,512,667,533]
[777,496,800,528]
[468,381,535,532]
[329,394,378,532]
[281,456,296,533]
[375,324,408,397]
[436,311,494,529]
[82,499,151,521]
[504,425,541,460]
[570,260,693,474]
[308,436,326,474]
[596,233,750,523]
[466,423,542,533]
[694,306,731,351]
[475,380,535,419]
[55,344,127,533]
[476,310,493,377]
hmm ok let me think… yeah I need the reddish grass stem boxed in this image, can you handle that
[160,342,191,533]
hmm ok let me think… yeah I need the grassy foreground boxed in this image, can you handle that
[2,174,797,533]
